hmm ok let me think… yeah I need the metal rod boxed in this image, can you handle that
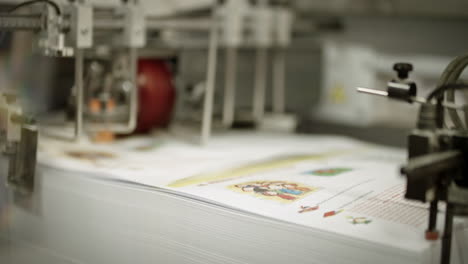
[74,48,84,140]
[357,87,389,97]
[441,203,454,264]
[253,47,268,121]
[0,13,320,35]
[127,47,138,132]
[145,18,215,31]
[7,143,18,184]
[358,87,468,110]
[222,47,237,127]
[428,200,438,232]
[0,14,42,30]
[200,14,219,144]
[91,16,317,34]
[272,48,286,114]
[93,18,217,32]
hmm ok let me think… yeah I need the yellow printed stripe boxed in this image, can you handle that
[167,152,344,188]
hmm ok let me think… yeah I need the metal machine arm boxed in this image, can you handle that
[357,61,468,264]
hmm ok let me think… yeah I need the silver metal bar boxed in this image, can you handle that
[0,14,217,32]
[91,17,318,35]
[222,47,237,127]
[146,18,215,31]
[253,47,268,121]
[74,48,84,140]
[201,14,219,144]
[127,47,138,132]
[93,18,217,32]
[357,87,389,97]
[90,17,321,36]
[357,87,468,110]
[0,14,42,30]
[272,48,286,114]
[0,13,316,36]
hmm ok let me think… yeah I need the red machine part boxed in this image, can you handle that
[135,59,176,133]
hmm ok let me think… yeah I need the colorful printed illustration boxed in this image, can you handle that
[229,181,318,203]
[304,168,352,177]
[298,205,319,213]
[323,209,344,218]
[346,216,372,225]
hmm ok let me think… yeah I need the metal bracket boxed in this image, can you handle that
[7,124,38,194]
[0,93,38,194]
[69,3,93,49]
[122,4,146,48]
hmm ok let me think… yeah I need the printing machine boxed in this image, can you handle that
[1,0,468,263]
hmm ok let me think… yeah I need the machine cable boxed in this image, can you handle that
[5,0,61,15]
[435,54,468,130]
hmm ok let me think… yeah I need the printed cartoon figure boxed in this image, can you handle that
[304,168,352,177]
[230,181,318,203]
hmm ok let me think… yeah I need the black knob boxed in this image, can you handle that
[393,63,413,80]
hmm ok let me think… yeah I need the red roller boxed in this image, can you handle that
[135,59,176,133]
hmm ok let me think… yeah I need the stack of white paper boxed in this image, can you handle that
[34,131,467,264]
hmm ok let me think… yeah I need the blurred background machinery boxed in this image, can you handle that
[1,0,467,146]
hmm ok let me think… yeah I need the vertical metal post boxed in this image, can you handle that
[222,47,237,127]
[12,124,37,193]
[127,47,138,132]
[74,48,84,140]
[272,48,285,114]
[441,203,454,264]
[253,48,267,121]
[201,16,219,144]
[7,143,18,184]
[427,200,438,233]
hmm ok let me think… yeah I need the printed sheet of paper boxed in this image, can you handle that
[37,131,437,256]
[167,146,431,253]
